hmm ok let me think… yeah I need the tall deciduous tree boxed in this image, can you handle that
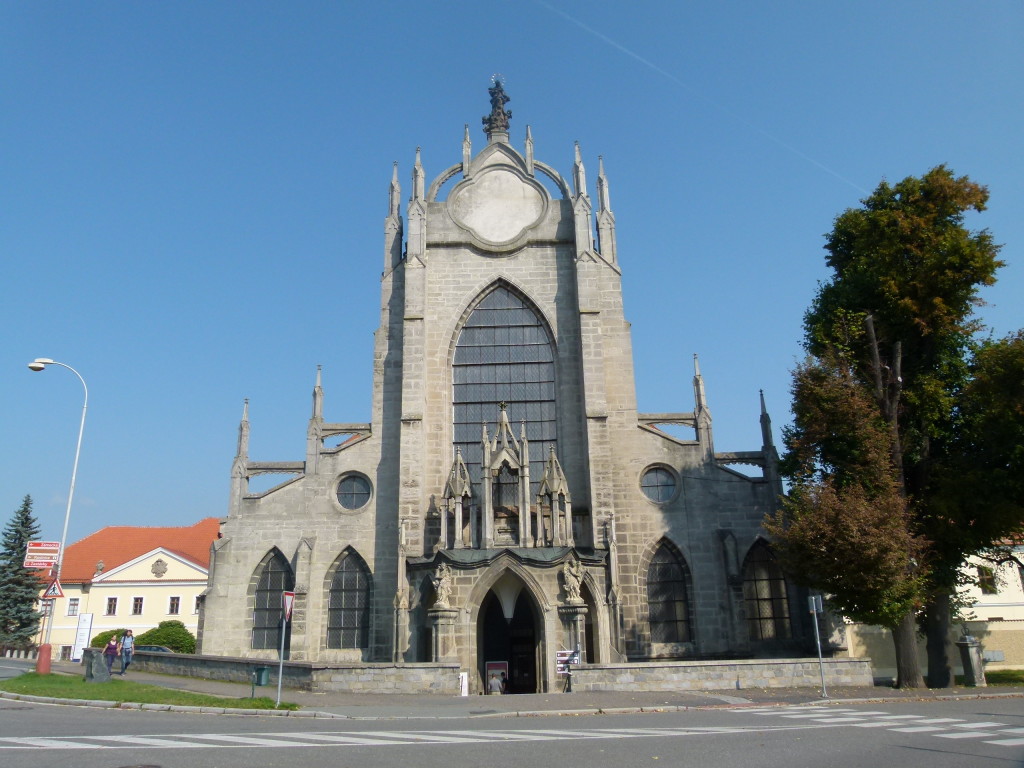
[790,165,1012,687]
[0,495,43,648]
[767,356,927,688]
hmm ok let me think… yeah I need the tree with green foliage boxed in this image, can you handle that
[137,620,197,654]
[767,356,928,687]
[0,495,43,649]
[780,165,1018,688]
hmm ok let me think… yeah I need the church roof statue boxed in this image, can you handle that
[482,78,512,137]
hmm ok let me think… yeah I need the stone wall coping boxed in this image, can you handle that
[580,657,871,670]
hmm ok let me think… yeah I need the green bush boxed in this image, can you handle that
[90,628,128,648]
[136,620,196,654]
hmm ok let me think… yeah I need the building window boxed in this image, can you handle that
[194,596,202,614]
[168,596,180,615]
[640,466,676,503]
[327,550,372,650]
[647,542,692,644]
[336,474,372,510]
[978,566,998,595]
[40,601,52,617]
[252,550,294,650]
[105,597,118,616]
[132,597,144,615]
[59,646,72,661]
[453,285,557,498]
[742,543,792,642]
[66,598,80,617]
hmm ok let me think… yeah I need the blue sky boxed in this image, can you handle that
[3,2,1021,546]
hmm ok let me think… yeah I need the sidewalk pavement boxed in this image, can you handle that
[10,661,1024,720]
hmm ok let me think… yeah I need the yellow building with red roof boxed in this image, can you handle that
[37,518,219,661]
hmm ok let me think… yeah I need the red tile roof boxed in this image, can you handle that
[58,518,220,584]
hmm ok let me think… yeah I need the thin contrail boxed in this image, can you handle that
[534,0,869,195]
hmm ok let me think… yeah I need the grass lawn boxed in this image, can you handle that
[0,673,298,710]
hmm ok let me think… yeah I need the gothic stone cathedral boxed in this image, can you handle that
[199,83,805,693]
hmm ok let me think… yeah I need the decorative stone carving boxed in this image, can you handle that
[482,78,511,134]
[151,559,167,578]
[432,562,453,609]
[562,555,584,605]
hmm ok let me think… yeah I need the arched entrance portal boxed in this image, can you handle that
[479,587,541,693]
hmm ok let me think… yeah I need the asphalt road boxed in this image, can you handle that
[1,685,1022,768]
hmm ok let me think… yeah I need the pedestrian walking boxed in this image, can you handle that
[102,639,118,675]
[118,629,135,675]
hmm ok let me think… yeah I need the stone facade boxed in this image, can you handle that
[199,82,810,694]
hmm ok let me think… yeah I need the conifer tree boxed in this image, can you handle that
[0,495,43,648]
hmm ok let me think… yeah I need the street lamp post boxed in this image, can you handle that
[27,358,88,673]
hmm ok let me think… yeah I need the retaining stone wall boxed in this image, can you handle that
[570,657,874,692]
[131,651,461,694]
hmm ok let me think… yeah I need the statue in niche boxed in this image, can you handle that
[432,562,454,609]
[562,556,584,605]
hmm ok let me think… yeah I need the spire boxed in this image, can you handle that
[525,125,534,176]
[388,161,401,219]
[597,155,611,213]
[572,141,588,199]
[595,154,617,264]
[693,354,707,411]
[491,402,520,456]
[306,367,325,473]
[759,389,775,450]
[538,445,571,499]
[462,124,472,174]
[444,447,474,500]
[411,147,425,201]
[482,77,512,143]
[384,161,404,271]
[693,354,714,460]
[236,398,250,459]
[310,365,323,419]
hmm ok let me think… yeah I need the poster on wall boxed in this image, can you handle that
[484,660,508,693]
[71,613,93,662]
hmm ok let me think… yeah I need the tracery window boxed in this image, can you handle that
[252,550,294,650]
[327,551,371,650]
[453,285,556,495]
[647,542,692,644]
[742,543,791,641]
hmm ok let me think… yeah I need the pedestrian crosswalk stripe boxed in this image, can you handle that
[1,737,95,749]
[90,735,208,748]
[190,733,323,747]
[936,731,997,739]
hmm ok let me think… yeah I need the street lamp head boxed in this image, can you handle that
[28,358,54,372]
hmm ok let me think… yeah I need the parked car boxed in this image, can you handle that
[134,645,174,653]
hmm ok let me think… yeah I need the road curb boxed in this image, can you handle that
[3,688,1023,719]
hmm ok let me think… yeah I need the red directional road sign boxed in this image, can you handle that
[24,541,60,569]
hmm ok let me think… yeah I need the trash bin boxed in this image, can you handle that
[253,666,270,686]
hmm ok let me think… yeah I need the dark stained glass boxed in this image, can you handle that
[453,285,557,496]
[327,552,371,649]
[647,544,692,644]
[252,551,294,650]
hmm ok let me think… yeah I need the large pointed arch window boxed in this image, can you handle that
[453,285,556,493]
[327,550,372,650]
[742,542,791,642]
[252,550,294,650]
[647,542,692,644]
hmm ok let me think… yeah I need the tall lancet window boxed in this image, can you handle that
[453,285,557,494]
